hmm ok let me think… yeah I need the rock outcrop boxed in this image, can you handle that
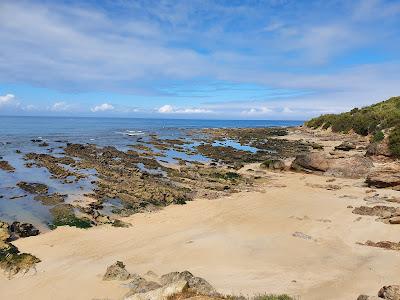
[366,139,392,157]
[326,155,373,178]
[358,284,400,300]
[103,261,131,281]
[9,221,40,240]
[16,182,49,194]
[366,169,400,189]
[260,159,285,170]
[160,271,216,296]
[335,142,356,151]
[125,280,188,300]
[118,268,217,300]
[292,153,373,178]
[0,160,15,172]
[291,153,330,172]
[378,285,400,300]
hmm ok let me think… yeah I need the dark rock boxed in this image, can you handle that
[352,205,398,218]
[366,170,400,189]
[103,261,131,281]
[335,142,356,151]
[0,160,15,172]
[378,285,400,300]
[363,240,400,251]
[34,193,66,205]
[17,182,48,194]
[9,221,40,240]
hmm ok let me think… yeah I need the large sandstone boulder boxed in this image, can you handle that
[366,170,400,189]
[125,280,188,300]
[378,285,400,300]
[326,156,373,179]
[160,271,216,296]
[366,139,392,157]
[292,153,373,179]
[260,159,285,171]
[125,274,161,297]
[103,261,131,281]
[291,153,330,172]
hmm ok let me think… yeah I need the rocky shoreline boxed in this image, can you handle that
[1,125,400,299]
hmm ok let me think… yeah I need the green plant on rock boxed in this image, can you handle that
[389,126,400,158]
[49,204,92,229]
[305,96,400,136]
[371,130,384,143]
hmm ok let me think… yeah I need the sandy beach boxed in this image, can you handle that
[1,166,399,300]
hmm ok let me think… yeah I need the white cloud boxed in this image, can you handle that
[158,104,212,114]
[282,107,294,113]
[0,94,15,106]
[241,106,272,115]
[50,101,70,111]
[158,104,174,113]
[91,103,114,112]
[22,104,38,111]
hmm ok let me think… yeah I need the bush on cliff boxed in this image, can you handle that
[305,96,400,136]
[389,126,400,158]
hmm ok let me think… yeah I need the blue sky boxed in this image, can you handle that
[0,0,400,120]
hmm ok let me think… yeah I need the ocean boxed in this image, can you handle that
[0,116,303,230]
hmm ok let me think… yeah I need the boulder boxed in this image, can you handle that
[378,285,400,300]
[366,170,400,188]
[291,153,330,172]
[326,156,373,179]
[352,206,398,218]
[335,142,356,151]
[9,221,40,240]
[160,271,215,296]
[366,139,392,157]
[260,159,285,170]
[103,261,131,281]
[125,274,161,297]
[388,217,400,224]
[124,280,188,300]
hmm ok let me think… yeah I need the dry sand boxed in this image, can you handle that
[1,169,400,300]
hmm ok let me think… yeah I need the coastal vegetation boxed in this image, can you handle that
[305,96,400,157]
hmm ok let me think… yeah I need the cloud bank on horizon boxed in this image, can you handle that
[0,0,399,119]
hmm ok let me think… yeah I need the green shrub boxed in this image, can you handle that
[371,130,384,143]
[389,126,400,158]
[305,96,400,136]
